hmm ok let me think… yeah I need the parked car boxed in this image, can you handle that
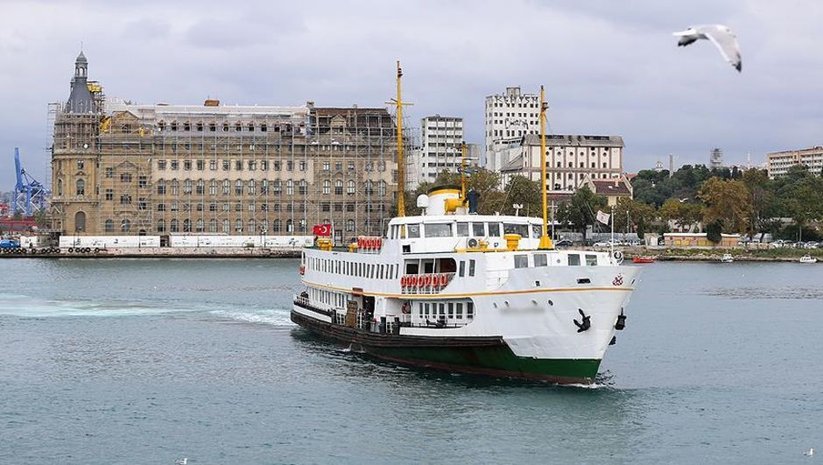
[592,240,618,248]
[0,239,20,249]
[555,239,573,247]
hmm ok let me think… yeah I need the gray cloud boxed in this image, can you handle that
[1,0,822,189]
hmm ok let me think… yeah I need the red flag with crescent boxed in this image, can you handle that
[312,224,332,236]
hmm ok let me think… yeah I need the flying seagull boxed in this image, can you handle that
[673,25,742,72]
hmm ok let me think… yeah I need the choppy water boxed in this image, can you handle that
[0,258,821,464]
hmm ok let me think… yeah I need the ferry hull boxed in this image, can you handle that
[291,309,601,384]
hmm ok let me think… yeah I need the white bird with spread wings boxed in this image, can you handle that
[673,24,742,72]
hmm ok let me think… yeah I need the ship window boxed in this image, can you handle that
[456,303,463,319]
[534,253,548,267]
[422,260,435,274]
[532,224,542,239]
[424,223,452,238]
[448,303,454,319]
[467,302,474,319]
[488,222,503,236]
[459,261,465,277]
[456,222,469,237]
[504,223,529,238]
[471,223,485,237]
[424,303,430,317]
[438,303,445,317]
[469,260,476,276]
[586,254,598,266]
[405,262,419,274]
[568,254,581,266]
[514,255,528,268]
[407,224,420,238]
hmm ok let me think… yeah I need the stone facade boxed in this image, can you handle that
[50,54,400,243]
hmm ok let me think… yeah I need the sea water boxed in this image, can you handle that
[0,258,821,464]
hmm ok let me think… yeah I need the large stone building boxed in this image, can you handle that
[50,53,401,242]
[484,86,540,171]
[767,146,823,178]
[497,134,625,196]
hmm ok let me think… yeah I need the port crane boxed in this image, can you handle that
[12,147,49,217]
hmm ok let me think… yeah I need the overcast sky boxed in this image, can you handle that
[1,0,822,189]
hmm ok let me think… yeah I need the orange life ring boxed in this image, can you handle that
[376,238,382,249]
[439,274,448,286]
[422,274,431,287]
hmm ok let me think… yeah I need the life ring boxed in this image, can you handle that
[401,275,408,287]
[401,302,411,314]
[416,275,425,288]
[613,250,624,264]
[439,274,448,287]
[423,274,432,287]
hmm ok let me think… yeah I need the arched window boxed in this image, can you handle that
[299,180,307,195]
[248,219,256,232]
[121,219,131,232]
[378,181,387,196]
[157,179,166,195]
[222,179,230,195]
[183,179,192,194]
[365,180,374,195]
[196,179,205,194]
[171,180,179,195]
[183,219,191,232]
[209,180,217,195]
[235,179,243,195]
[235,219,243,232]
[208,219,217,233]
[74,211,86,232]
[196,219,204,232]
[334,179,343,195]
[273,180,282,194]
[346,219,355,232]
[248,180,256,195]
[286,219,294,232]
[347,180,356,195]
[222,219,230,233]
[273,219,282,232]
[323,180,331,194]
[170,219,179,232]
[157,219,165,232]
[104,219,114,232]
[286,180,294,195]
[75,179,85,196]
[57,179,63,196]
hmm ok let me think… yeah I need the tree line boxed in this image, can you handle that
[405,163,823,243]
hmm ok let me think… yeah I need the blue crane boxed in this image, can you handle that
[12,148,49,217]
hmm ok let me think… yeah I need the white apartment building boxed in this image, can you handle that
[414,115,465,186]
[767,146,823,178]
[484,87,540,171]
[498,134,624,195]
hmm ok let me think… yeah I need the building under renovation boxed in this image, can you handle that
[50,53,401,242]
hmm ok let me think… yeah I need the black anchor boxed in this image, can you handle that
[574,308,591,333]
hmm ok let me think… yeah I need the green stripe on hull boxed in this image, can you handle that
[365,345,601,384]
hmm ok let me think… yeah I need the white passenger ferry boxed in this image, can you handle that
[291,64,640,384]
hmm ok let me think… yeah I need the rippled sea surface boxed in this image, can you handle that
[1,258,822,464]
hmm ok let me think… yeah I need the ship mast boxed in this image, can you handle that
[395,61,406,217]
[538,85,553,250]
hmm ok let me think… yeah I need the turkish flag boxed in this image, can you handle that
[312,224,332,236]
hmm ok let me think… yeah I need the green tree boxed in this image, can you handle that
[740,168,777,241]
[500,175,541,216]
[659,198,702,232]
[698,177,751,234]
[613,197,657,239]
[556,187,607,241]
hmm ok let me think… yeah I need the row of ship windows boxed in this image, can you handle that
[391,222,539,240]
[309,256,400,281]
[514,253,599,268]
[416,301,474,321]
